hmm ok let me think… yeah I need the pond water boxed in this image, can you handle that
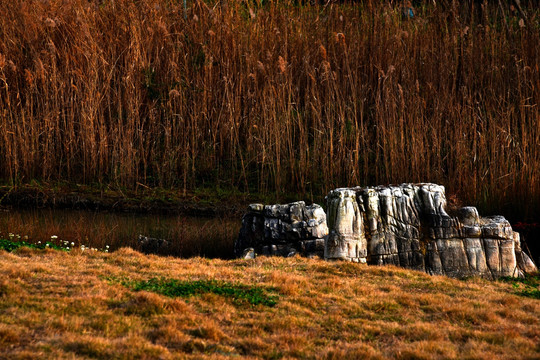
[1,208,538,265]
[0,209,240,259]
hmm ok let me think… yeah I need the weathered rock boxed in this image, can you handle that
[237,184,537,279]
[325,189,366,263]
[324,183,537,278]
[138,234,170,254]
[235,201,329,258]
[514,232,538,274]
[242,248,256,259]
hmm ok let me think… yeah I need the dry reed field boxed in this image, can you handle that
[0,247,538,359]
[0,0,538,220]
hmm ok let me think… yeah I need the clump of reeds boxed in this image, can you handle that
[0,0,538,220]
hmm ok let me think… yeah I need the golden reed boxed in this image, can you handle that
[0,0,538,220]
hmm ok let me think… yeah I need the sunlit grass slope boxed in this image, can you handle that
[0,248,538,359]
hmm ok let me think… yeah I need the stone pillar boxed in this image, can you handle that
[325,188,367,262]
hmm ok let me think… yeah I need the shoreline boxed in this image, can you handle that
[0,183,256,218]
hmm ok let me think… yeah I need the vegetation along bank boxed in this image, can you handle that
[0,0,539,222]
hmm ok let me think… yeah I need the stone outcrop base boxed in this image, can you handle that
[235,184,538,279]
[235,201,328,258]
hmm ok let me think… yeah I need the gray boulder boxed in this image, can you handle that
[242,247,256,259]
[138,234,170,255]
[325,183,537,278]
[235,201,328,258]
[236,183,537,279]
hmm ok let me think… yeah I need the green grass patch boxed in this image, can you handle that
[0,238,64,252]
[499,274,540,299]
[0,234,109,253]
[122,278,278,306]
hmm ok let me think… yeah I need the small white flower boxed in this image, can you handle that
[23,235,28,240]
[16,235,21,239]
[51,235,58,239]
[37,241,41,244]
[45,244,50,247]
[66,247,70,250]
[105,250,108,253]
[71,242,75,246]
[106,245,110,249]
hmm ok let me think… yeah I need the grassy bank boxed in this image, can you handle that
[0,247,538,359]
[0,0,539,220]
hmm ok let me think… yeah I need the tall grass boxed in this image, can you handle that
[0,0,538,219]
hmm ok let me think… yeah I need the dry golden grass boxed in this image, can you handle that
[0,0,539,219]
[0,247,538,359]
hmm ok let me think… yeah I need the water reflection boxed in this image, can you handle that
[0,209,239,259]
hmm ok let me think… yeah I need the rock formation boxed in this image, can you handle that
[326,183,537,278]
[236,183,538,279]
[235,201,328,258]
[138,234,170,255]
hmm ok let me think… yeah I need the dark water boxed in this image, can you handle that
[1,208,538,265]
[0,209,240,258]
